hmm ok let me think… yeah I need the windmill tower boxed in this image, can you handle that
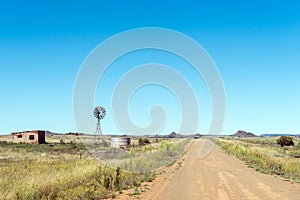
[93,106,106,143]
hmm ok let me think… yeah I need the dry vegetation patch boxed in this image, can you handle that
[0,135,191,199]
[215,137,300,183]
[0,137,156,199]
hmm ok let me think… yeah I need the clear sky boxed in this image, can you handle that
[0,0,299,135]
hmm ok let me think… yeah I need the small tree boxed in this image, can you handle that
[276,136,294,147]
[138,138,151,146]
[143,138,150,145]
[138,138,144,146]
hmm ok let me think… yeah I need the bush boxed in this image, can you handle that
[277,136,294,147]
[138,138,151,146]
[138,138,144,146]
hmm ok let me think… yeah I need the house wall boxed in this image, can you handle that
[12,130,46,144]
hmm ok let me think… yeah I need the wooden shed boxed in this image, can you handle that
[12,130,46,144]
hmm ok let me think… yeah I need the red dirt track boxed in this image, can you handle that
[135,139,300,199]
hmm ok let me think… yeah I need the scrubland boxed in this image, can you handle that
[215,137,300,182]
[0,135,189,199]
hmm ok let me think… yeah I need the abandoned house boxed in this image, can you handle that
[11,130,46,144]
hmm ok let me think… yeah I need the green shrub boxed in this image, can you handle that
[277,136,294,147]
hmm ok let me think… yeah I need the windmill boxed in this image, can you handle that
[94,106,106,143]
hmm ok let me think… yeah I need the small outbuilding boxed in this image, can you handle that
[12,130,46,144]
[111,137,131,148]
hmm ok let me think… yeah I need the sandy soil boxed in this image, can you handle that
[116,139,300,200]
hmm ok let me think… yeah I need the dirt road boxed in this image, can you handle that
[138,139,300,200]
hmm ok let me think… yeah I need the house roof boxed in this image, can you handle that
[11,130,45,135]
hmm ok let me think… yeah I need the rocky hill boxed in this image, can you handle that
[168,132,183,138]
[232,130,256,137]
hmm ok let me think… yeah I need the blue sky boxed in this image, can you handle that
[0,0,299,135]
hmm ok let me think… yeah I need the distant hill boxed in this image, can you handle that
[232,130,257,137]
[261,133,300,137]
[45,131,61,136]
[168,132,183,138]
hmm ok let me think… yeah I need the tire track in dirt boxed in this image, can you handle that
[118,139,300,199]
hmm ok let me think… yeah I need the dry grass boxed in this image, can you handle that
[0,135,156,199]
[104,138,191,172]
[216,137,300,182]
